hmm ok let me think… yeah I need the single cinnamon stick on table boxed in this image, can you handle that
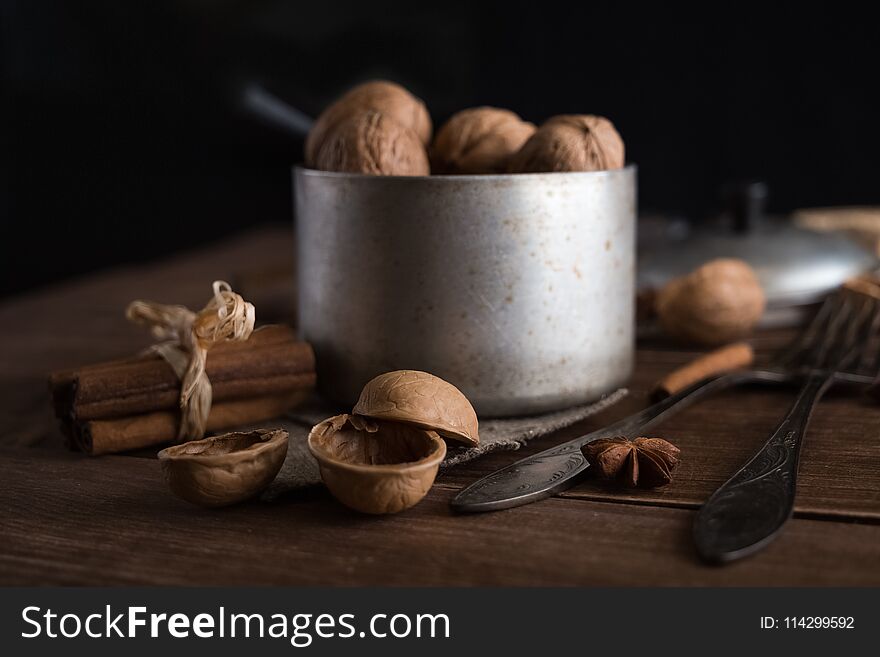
[653,342,754,399]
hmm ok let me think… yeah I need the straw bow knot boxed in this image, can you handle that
[125,281,255,442]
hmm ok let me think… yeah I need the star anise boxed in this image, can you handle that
[581,436,680,488]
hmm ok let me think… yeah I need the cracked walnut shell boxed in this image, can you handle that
[313,110,430,176]
[158,428,288,507]
[656,258,766,346]
[307,414,445,514]
[305,80,432,168]
[352,370,479,446]
[508,114,624,173]
[582,436,680,488]
[431,106,535,174]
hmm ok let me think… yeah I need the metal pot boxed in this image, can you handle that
[294,165,636,417]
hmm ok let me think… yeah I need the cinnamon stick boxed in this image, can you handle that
[74,368,315,422]
[49,324,295,396]
[75,390,308,456]
[652,342,754,399]
[50,325,314,421]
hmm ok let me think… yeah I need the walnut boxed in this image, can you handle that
[430,107,535,174]
[352,369,479,446]
[508,114,625,173]
[308,414,445,514]
[158,429,288,507]
[656,258,766,346]
[308,369,479,514]
[313,110,430,176]
[305,80,432,168]
[581,436,680,488]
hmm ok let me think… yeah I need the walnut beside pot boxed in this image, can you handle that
[655,258,766,345]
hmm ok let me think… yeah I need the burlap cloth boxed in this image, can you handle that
[261,388,627,500]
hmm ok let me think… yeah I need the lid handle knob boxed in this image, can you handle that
[723,181,768,233]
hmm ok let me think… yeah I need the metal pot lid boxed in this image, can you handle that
[637,183,878,310]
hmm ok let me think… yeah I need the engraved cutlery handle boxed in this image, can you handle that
[693,374,832,563]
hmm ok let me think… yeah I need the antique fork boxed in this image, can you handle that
[693,288,880,563]
[451,290,877,513]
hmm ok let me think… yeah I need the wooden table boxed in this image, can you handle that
[2,226,878,586]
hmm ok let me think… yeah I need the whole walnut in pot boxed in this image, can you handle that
[314,110,430,176]
[430,107,536,174]
[305,80,432,168]
[656,258,766,346]
[508,114,625,173]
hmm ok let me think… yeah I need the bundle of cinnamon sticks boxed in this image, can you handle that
[49,325,315,455]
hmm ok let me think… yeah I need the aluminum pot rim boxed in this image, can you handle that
[293,163,636,184]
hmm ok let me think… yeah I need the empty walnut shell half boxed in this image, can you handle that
[305,79,432,168]
[308,414,446,514]
[508,114,624,173]
[656,258,766,346]
[431,106,536,174]
[352,370,479,446]
[158,428,288,507]
[313,110,430,176]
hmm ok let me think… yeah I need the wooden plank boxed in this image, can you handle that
[0,448,877,586]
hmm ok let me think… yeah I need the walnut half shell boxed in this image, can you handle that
[308,414,446,514]
[352,370,479,446]
[158,428,288,507]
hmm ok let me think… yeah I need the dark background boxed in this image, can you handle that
[2,0,878,297]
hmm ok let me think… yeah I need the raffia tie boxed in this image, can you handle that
[125,281,255,442]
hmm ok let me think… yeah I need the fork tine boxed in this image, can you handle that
[785,291,853,372]
[805,293,854,370]
[782,287,879,375]
[852,295,880,377]
[861,308,880,375]
[825,290,880,374]
[843,277,880,376]
[774,293,839,369]
[767,279,880,377]
[838,295,873,367]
